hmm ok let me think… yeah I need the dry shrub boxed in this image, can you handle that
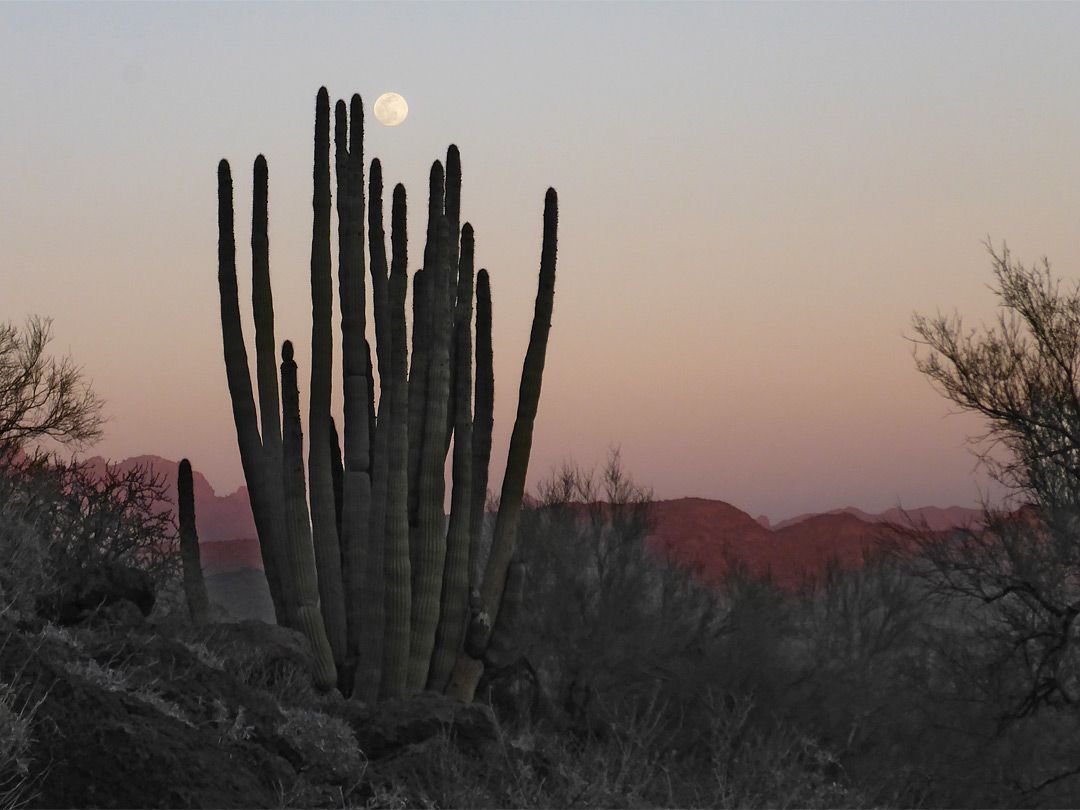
[0,453,180,619]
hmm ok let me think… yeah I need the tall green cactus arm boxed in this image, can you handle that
[422,160,446,279]
[407,215,454,693]
[337,96,370,407]
[217,158,288,625]
[485,560,525,669]
[407,160,446,524]
[356,157,391,703]
[369,158,391,380]
[329,416,344,542]
[178,458,211,627]
[251,155,282,459]
[406,265,429,529]
[469,268,494,582]
[336,97,368,382]
[443,146,463,458]
[335,95,374,678]
[428,223,476,691]
[356,109,379,467]
[308,87,347,670]
[249,155,292,620]
[217,160,258,498]
[449,188,558,701]
[381,182,412,699]
[481,188,558,619]
[280,340,339,690]
[445,145,462,293]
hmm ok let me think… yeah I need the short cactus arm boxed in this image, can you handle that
[177,458,210,627]
[280,340,339,690]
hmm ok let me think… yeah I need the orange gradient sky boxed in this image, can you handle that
[2,2,1079,522]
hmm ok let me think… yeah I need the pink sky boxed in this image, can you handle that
[2,3,1078,522]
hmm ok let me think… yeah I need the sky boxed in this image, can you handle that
[2,2,1079,523]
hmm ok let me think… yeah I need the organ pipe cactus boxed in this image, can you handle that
[216,86,557,701]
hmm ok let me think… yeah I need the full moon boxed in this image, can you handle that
[373,92,408,127]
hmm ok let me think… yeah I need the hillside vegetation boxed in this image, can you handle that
[3,446,1080,808]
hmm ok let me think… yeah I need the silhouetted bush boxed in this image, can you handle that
[504,450,727,720]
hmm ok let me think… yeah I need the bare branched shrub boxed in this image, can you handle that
[902,243,1080,802]
[0,316,105,459]
[910,246,1080,725]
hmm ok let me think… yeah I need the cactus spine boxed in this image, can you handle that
[177,458,210,627]
[217,87,556,701]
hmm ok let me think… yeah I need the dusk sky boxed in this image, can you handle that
[3,2,1079,523]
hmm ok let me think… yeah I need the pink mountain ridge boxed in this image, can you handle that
[79,455,984,589]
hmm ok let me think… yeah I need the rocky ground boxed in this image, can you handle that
[0,606,514,809]
[0,593,876,809]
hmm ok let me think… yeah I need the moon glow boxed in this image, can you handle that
[373,92,408,127]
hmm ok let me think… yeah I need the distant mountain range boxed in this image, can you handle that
[79,454,257,544]
[648,498,981,589]
[79,455,984,611]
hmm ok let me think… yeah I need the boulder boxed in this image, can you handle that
[41,562,155,625]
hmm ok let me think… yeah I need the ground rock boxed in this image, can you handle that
[198,619,317,692]
[0,623,298,808]
[336,691,498,760]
